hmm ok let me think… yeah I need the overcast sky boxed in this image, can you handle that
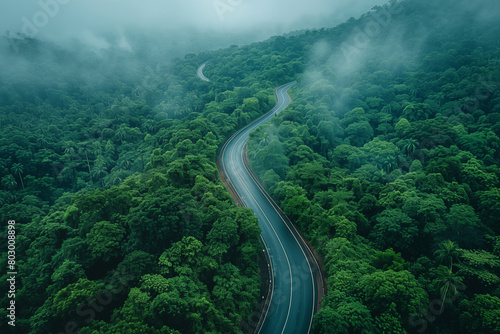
[0,0,389,44]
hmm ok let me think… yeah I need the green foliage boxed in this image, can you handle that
[244,0,500,332]
[1,0,499,332]
[442,204,485,248]
[358,270,429,319]
[457,249,500,287]
[0,34,268,332]
[373,249,406,271]
[86,221,126,262]
[459,294,500,333]
[313,302,374,334]
[52,278,105,319]
[371,209,418,254]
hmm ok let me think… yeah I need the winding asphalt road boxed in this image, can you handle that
[196,63,210,82]
[219,82,319,334]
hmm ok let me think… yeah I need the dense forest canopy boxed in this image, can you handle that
[0,0,499,333]
[247,0,500,333]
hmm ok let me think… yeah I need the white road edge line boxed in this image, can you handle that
[242,86,318,334]
[220,83,316,334]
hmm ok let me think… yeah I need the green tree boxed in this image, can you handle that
[394,118,411,137]
[86,221,126,262]
[357,270,428,322]
[459,294,500,333]
[1,175,17,190]
[434,240,460,269]
[433,265,464,312]
[48,260,86,294]
[252,138,289,178]
[457,249,500,287]
[52,278,105,319]
[333,216,357,240]
[345,121,374,146]
[158,236,216,279]
[78,141,93,177]
[91,159,108,187]
[207,216,239,261]
[313,302,374,334]
[371,209,418,254]
[11,163,25,189]
[442,204,484,248]
[477,188,500,234]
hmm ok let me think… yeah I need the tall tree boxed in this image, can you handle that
[11,163,24,189]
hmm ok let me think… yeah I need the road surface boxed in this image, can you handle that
[197,63,210,82]
[219,82,319,334]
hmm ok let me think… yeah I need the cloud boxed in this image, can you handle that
[0,0,389,45]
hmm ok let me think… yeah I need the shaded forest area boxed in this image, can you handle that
[0,0,499,333]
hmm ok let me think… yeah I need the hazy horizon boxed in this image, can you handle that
[0,0,390,50]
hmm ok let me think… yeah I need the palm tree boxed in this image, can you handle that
[433,265,464,314]
[138,148,145,172]
[17,114,30,129]
[402,104,416,117]
[92,141,103,156]
[383,159,399,173]
[63,141,76,160]
[434,240,460,270]
[259,132,271,147]
[174,107,186,119]
[91,164,108,187]
[106,172,123,187]
[115,125,129,143]
[381,105,392,114]
[67,160,81,180]
[105,140,115,154]
[379,113,392,124]
[77,141,93,177]
[436,92,446,108]
[403,139,419,156]
[119,158,132,170]
[142,119,157,133]
[0,115,8,126]
[37,134,49,148]
[94,155,106,167]
[1,175,17,190]
[11,163,24,189]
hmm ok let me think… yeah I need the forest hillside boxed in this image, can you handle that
[0,0,499,333]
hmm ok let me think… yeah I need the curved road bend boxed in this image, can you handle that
[197,63,210,82]
[219,82,318,334]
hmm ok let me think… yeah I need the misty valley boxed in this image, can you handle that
[0,0,499,333]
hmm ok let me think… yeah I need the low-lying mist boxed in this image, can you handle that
[300,0,500,116]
